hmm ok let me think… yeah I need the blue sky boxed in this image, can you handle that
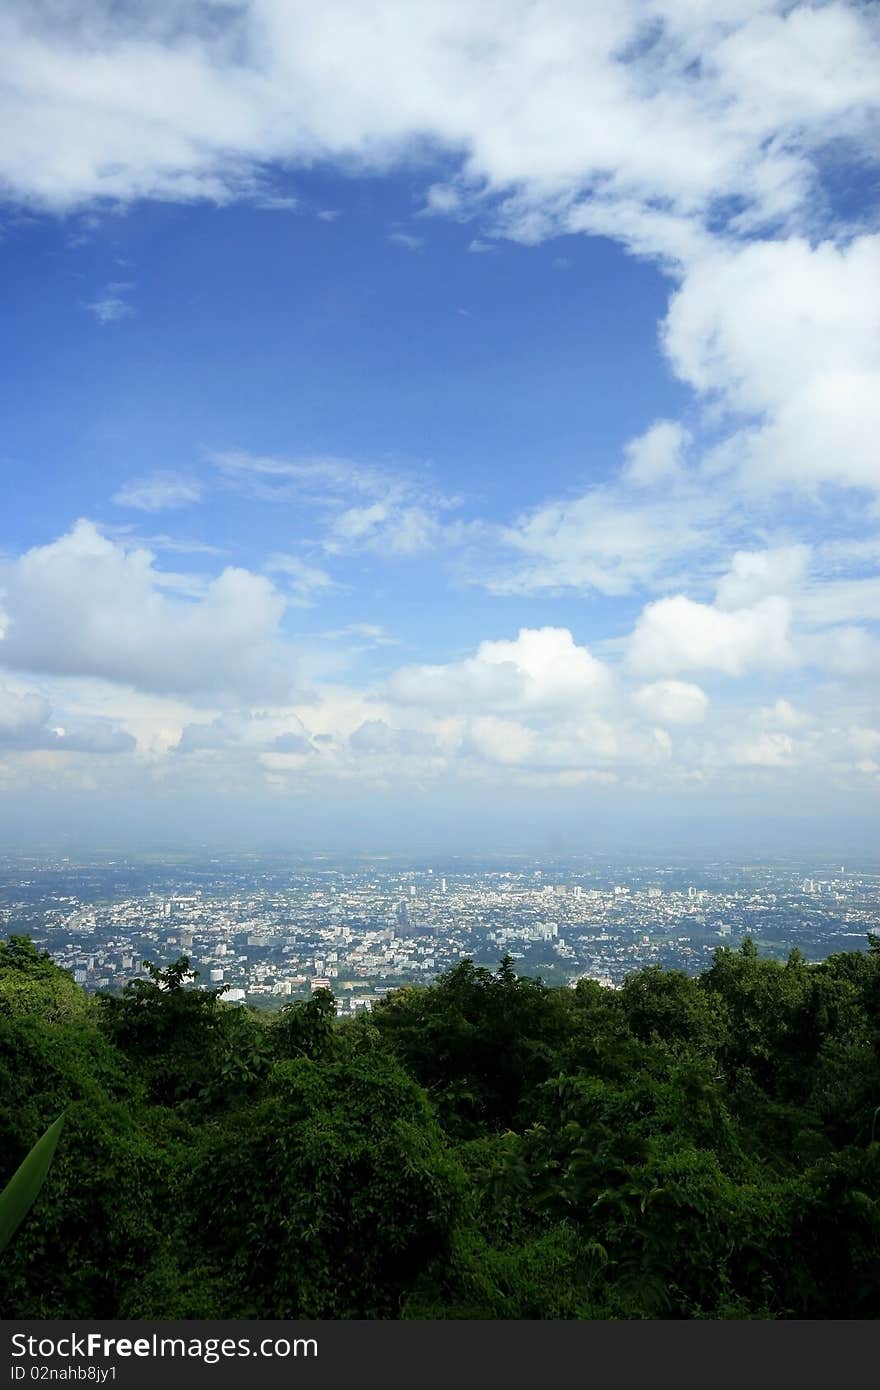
[0,1,879,853]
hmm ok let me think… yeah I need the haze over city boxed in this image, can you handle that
[1,1,879,854]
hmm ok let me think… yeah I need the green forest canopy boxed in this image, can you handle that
[1,933,879,1319]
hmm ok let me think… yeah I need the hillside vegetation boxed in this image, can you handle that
[1,934,879,1319]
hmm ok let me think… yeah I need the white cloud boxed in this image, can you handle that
[327,502,445,556]
[715,545,809,610]
[112,472,203,512]
[177,711,313,755]
[423,183,463,215]
[621,420,691,489]
[627,593,797,676]
[818,625,880,679]
[664,236,880,493]
[632,679,709,726]
[387,230,424,251]
[349,719,439,756]
[0,686,50,744]
[0,683,134,753]
[266,553,338,605]
[0,520,294,700]
[211,450,384,502]
[83,281,134,324]
[212,449,457,556]
[754,697,811,730]
[463,715,539,767]
[487,478,718,596]
[253,192,299,211]
[462,712,672,774]
[1,1,876,250]
[388,627,612,714]
[320,623,399,647]
[4,3,879,543]
[720,730,797,769]
[797,577,880,628]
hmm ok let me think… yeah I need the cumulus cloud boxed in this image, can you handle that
[723,731,798,769]
[176,711,314,755]
[754,698,812,730]
[627,594,797,677]
[388,627,612,714]
[1,3,876,248]
[461,712,672,775]
[715,546,810,610]
[632,679,709,726]
[0,684,134,753]
[664,236,880,493]
[0,520,294,700]
[47,717,137,754]
[349,720,439,756]
[463,715,539,767]
[0,686,50,743]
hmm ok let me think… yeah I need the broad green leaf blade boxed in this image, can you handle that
[0,1112,65,1256]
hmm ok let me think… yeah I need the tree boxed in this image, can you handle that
[140,1052,465,1318]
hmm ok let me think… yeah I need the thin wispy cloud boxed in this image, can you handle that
[265,553,340,607]
[211,450,462,557]
[387,231,424,252]
[211,451,391,504]
[320,624,401,647]
[113,472,203,512]
[83,281,134,324]
[253,193,300,212]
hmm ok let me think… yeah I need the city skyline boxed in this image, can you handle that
[1,2,879,852]
[5,848,877,1009]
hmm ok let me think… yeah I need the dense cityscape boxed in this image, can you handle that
[2,851,878,1013]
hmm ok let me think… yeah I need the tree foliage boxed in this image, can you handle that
[1,933,879,1318]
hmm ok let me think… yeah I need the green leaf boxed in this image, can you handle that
[0,1112,65,1256]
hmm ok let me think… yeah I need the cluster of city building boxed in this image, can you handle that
[2,854,877,1013]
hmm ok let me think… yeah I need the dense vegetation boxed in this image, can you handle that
[1,933,879,1319]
